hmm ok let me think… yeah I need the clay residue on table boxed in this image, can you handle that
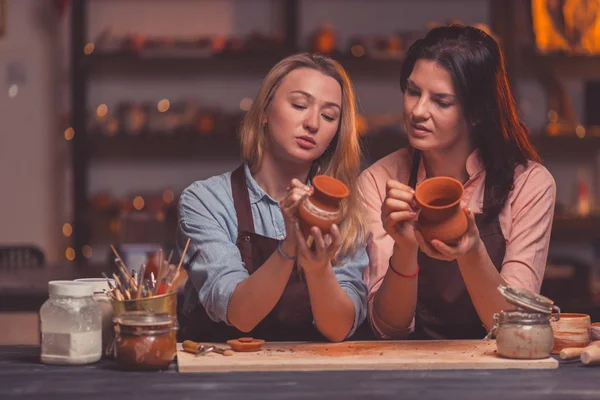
[261,340,495,357]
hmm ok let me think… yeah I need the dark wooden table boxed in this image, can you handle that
[1,346,599,400]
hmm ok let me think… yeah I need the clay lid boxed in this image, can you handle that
[227,337,265,352]
[497,284,557,314]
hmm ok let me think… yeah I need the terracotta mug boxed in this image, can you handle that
[550,312,591,354]
[298,175,349,237]
[414,176,468,243]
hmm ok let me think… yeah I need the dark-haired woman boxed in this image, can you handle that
[360,25,556,340]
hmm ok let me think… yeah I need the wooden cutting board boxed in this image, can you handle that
[176,340,558,373]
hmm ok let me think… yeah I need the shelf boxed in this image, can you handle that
[551,215,600,242]
[83,51,290,76]
[520,51,600,79]
[532,134,600,158]
[83,51,405,78]
[88,133,241,161]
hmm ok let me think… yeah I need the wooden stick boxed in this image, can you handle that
[166,269,188,293]
[177,238,191,273]
[112,288,124,301]
[110,244,137,291]
[157,249,163,278]
[112,273,130,301]
[582,347,600,365]
[560,341,600,360]
[101,272,116,292]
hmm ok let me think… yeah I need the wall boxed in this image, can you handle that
[0,0,66,262]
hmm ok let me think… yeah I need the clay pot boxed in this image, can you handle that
[550,313,591,354]
[414,176,467,243]
[298,175,349,237]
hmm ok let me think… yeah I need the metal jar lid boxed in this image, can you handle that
[496,310,551,325]
[114,311,173,327]
[497,284,560,317]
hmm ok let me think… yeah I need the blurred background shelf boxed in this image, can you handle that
[520,51,600,79]
[88,133,241,161]
[532,134,600,157]
[550,215,600,242]
[84,52,290,76]
[84,51,406,78]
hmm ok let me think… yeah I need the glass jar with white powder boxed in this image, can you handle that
[75,278,115,358]
[40,281,102,365]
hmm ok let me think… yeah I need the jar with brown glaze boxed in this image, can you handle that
[114,311,177,371]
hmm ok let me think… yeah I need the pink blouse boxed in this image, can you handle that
[358,148,556,338]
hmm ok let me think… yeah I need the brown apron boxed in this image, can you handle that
[408,151,507,340]
[180,165,325,342]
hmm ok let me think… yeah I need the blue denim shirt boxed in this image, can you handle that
[177,164,368,338]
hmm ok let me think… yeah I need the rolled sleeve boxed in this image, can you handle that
[501,164,556,293]
[178,184,248,324]
[333,245,369,339]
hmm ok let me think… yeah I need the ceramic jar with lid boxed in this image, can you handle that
[487,285,561,359]
[40,281,102,365]
[114,311,178,371]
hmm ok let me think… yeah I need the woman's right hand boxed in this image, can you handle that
[381,180,419,249]
[279,178,313,257]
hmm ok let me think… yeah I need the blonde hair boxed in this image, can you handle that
[239,53,367,257]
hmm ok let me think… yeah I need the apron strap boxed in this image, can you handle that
[231,164,255,234]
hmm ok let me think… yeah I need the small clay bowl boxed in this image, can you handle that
[591,322,600,341]
[226,337,265,352]
[550,313,591,354]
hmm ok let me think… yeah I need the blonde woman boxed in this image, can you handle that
[177,53,369,342]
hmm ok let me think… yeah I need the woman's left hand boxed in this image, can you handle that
[294,223,342,277]
[414,207,483,262]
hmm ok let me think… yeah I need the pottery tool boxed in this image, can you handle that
[110,245,137,292]
[106,242,192,301]
[183,340,233,356]
[581,346,600,365]
[559,340,600,360]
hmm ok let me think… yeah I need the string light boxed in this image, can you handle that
[62,223,72,237]
[84,43,95,55]
[162,189,175,204]
[65,247,75,261]
[96,104,108,118]
[351,45,365,57]
[548,109,559,123]
[576,125,586,139]
[82,245,93,259]
[157,99,170,112]
[133,196,145,211]
[64,127,75,140]
[239,97,253,111]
